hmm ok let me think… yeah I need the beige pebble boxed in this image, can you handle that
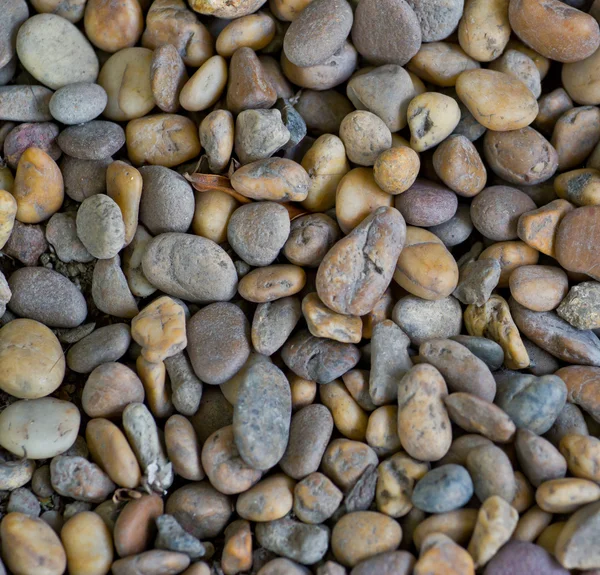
[407,92,461,152]
[180,55,228,112]
[106,160,142,247]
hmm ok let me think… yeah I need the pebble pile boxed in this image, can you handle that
[0,0,600,573]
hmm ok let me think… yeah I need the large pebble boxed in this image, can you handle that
[0,398,80,459]
[142,233,237,303]
[3,121,60,170]
[256,518,329,565]
[16,14,99,89]
[92,256,139,319]
[412,465,474,513]
[555,500,600,570]
[351,0,421,66]
[556,206,600,281]
[112,550,190,575]
[114,494,163,557]
[252,297,302,356]
[187,302,250,385]
[67,324,131,373]
[50,456,115,503]
[0,318,64,399]
[77,194,125,259]
[234,362,292,470]
[61,155,111,202]
[484,540,569,575]
[8,267,86,328]
[316,207,406,316]
[0,0,28,69]
[49,82,107,125]
[0,85,53,122]
[281,330,360,384]
[58,120,125,161]
[1,512,66,575]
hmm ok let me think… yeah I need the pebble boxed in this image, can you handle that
[235,109,290,164]
[49,82,107,125]
[67,324,131,373]
[7,487,40,516]
[484,540,569,575]
[4,220,48,265]
[31,465,53,498]
[8,267,87,328]
[46,212,94,263]
[255,518,329,565]
[466,443,516,502]
[61,155,111,202]
[142,233,238,303]
[411,465,474,513]
[396,180,458,227]
[252,297,302,356]
[76,194,125,260]
[555,500,600,570]
[58,120,124,161]
[16,14,98,89]
[294,472,343,524]
[0,397,79,459]
[92,256,139,319]
[50,455,115,503]
[236,474,295,522]
[557,281,600,330]
[112,550,190,575]
[4,121,60,170]
[0,0,29,69]
[406,0,463,42]
[0,85,53,122]
[113,493,164,557]
[155,514,206,559]
[351,550,416,575]
[1,512,66,575]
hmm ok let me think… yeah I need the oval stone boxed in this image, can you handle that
[57,120,125,161]
[142,233,238,304]
[49,82,107,125]
[0,398,80,459]
[412,464,474,513]
[8,267,87,328]
[66,324,131,373]
[233,362,292,471]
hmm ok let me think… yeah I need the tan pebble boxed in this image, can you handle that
[555,168,600,206]
[397,364,451,462]
[111,550,190,575]
[458,0,511,62]
[131,297,187,363]
[0,318,65,399]
[238,264,306,303]
[222,520,252,575]
[342,369,377,412]
[560,434,600,482]
[332,511,402,567]
[373,146,420,195]
[376,452,429,518]
[513,505,553,542]
[408,42,480,87]
[107,160,142,246]
[61,511,113,575]
[464,294,529,370]
[407,92,460,152]
[365,406,401,457]
[468,496,519,568]
[293,472,343,524]
[199,110,234,174]
[180,55,228,112]
[1,512,66,575]
[302,292,362,344]
[114,494,163,557]
[415,533,475,575]
[536,522,565,556]
[86,418,141,489]
[321,438,378,492]
[123,225,157,298]
[509,265,568,312]
[0,190,17,249]
[536,478,600,513]
[84,0,143,53]
[126,114,200,168]
[13,147,63,224]
[136,356,173,419]
[288,373,317,410]
[236,474,295,522]
[479,241,540,287]
[320,379,368,441]
[413,509,479,550]
[165,415,204,481]
[150,44,188,114]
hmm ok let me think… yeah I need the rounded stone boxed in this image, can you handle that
[61,155,111,202]
[50,456,115,503]
[49,82,107,125]
[16,14,98,89]
[351,0,422,66]
[67,324,131,373]
[8,267,87,328]
[228,202,290,267]
[138,166,195,235]
[187,302,251,385]
[484,540,569,575]
[233,362,292,470]
[76,194,125,260]
[411,464,474,513]
[395,179,458,227]
[46,212,94,263]
[556,206,600,281]
[406,0,464,42]
[57,120,125,161]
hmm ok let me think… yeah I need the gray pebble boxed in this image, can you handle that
[453,258,501,306]
[484,540,570,575]
[0,271,11,319]
[275,99,307,149]
[49,82,107,125]
[392,295,462,346]
[284,0,353,67]
[0,85,53,122]
[256,518,329,565]
[57,120,125,160]
[3,121,60,169]
[283,213,341,268]
[63,501,92,520]
[138,166,195,235]
[234,362,292,470]
[515,428,567,487]
[61,155,111,202]
[344,464,378,513]
[450,335,505,370]
[77,194,125,260]
[40,510,63,534]
[50,455,116,503]
[295,89,354,135]
[8,267,87,328]
[406,0,463,42]
[164,352,203,417]
[234,109,290,164]
[92,256,139,319]
[190,387,232,444]
[495,373,567,434]
[351,551,416,575]
[46,212,94,264]
[545,403,589,446]
[252,297,302,356]
[142,233,238,304]
[466,443,516,502]
[7,487,40,516]
[557,281,600,330]
[0,57,17,86]
[32,465,54,498]
[187,302,251,385]
[4,221,47,266]
[280,404,334,479]
[318,561,347,575]
[281,330,361,384]
[369,320,412,406]
[429,204,473,247]
[0,0,28,69]
[411,464,474,513]
[228,201,290,267]
[56,322,96,345]
[67,323,131,373]
[155,514,206,559]
[523,337,560,376]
